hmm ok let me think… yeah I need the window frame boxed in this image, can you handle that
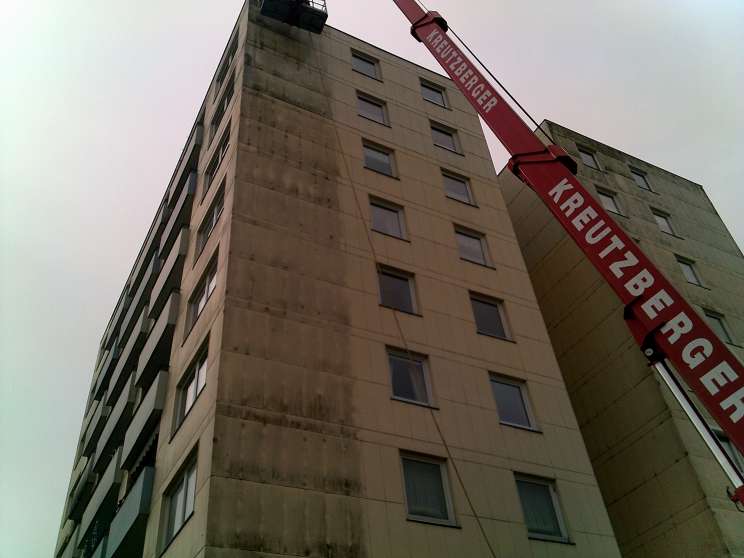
[377,265,418,314]
[351,50,381,80]
[195,180,226,260]
[400,453,457,526]
[442,170,475,205]
[703,309,733,344]
[714,429,744,474]
[596,188,622,215]
[362,140,397,177]
[161,453,198,550]
[489,374,538,431]
[369,196,407,240]
[430,121,461,154]
[651,209,674,235]
[174,339,209,431]
[676,256,702,286]
[470,292,511,340]
[214,34,238,99]
[356,92,388,125]
[577,147,600,170]
[209,72,235,143]
[630,167,652,191]
[514,474,570,543]
[186,252,219,334]
[204,130,230,199]
[454,225,490,266]
[387,348,433,406]
[420,79,448,108]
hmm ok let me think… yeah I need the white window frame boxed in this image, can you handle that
[356,92,388,125]
[400,453,456,526]
[378,266,418,314]
[387,348,432,406]
[209,72,235,142]
[351,50,381,80]
[362,140,396,177]
[578,147,600,170]
[454,225,490,266]
[515,474,569,543]
[420,79,448,108]
[597,189,622,215]
[442,170,475,205]
[652,209,674,235]
[703,310,733,344]
[431,122,460,153]
[196,181,225,259]
[470,292,511,340]
[630,167,652,191]
[162,454,198,549]
[489,373,538,430]
[214,34,238,97]
[204,130,230,197]
[369,197,406,239]
[187,253,219,333]
[174,340,209,430]
[676,256,702,286]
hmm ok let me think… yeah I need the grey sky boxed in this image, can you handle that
[1,0,742,555]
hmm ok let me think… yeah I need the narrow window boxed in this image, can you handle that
[431,123,459,153]
[470,293,509,339]
[378,266,416,314]
[175,341,209,428]
[455,226,488,266]
[490,375,535,429]
[388,349,430,405]
[578,147,599,170]
[704,310,733,344]
[515,475,568,541]
[630,168,651,190]
[370,197,406,239]
[205,130,230,195]
[210,73,234,141]
[363,142,395,177]
[163,456,197,546]
[357,93,387,125]
[597,190,621,215]
[401,454,455,524]
[215,35,238,94]
[187,253,219,332]
[652,210,674,235]
[351,51,380,80]
[442,171,474,204]
[676,256,702,286]
[714,430,744,474]
[196,181,225,258]
[420,80,447,107]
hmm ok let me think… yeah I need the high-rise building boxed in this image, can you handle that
[500,120,744,558]
[54,4,621,558]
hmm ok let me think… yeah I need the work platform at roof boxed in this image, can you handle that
[260,0,328,34]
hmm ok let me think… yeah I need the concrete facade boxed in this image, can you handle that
[500,120,744,558]
[55,4,620,557]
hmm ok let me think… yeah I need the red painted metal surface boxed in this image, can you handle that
[392,0,744,501]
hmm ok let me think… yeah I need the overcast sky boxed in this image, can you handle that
[1,0,742,555]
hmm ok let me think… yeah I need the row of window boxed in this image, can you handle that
[578,146,652,191]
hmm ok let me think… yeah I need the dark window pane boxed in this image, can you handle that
[516,479,562,538]
[653,213,673,234]
[471,297,506,338]
[421,83,445,106]
[358,96,386,124]
[631,170,651,190]
[705,313,732,343]
[352,54,378,78]
[389,354,428,403]
[491,380,530,426]
[379,272,414,313]
[456,231,486,264]
[432,127,457,151]
[364,145,393,176]
[443,174,472,203]
[403,458,449,520]
[598,192,620,214]
[371,203,403,238]
[579,149,598,169]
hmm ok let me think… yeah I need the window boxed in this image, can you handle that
[363,142,395,177]
[401,454,455,524]
[715,430,744,474]
[442,171,474,204]
[378,267,417,314]
[470,293,509,339]
[205,130,230,194]
[357,93,387,125]
[175,342,208,428]
[597,190,621,215]
[210,73,234,141]
[490,375,535,429]
[351,51,380,80]
[652,210,674,235]
[163,456,197,547]
[421,80,447,107]
[676,256,702,286]
[455,227,488,266]
[578,147,599,170]
[370,197,406,239]
[215,35,238,93]
[630,168,651,190]
[196,182,225,257]
[388,349,431,404]
[187,254,218,332]
[515,475,568,542]
[431,123,459,153]
[704,310,733,344]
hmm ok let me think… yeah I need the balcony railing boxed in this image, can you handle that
[93,343,121,401]
[122,371,169,468]
[79,448,123,546]
[66,459,96,522]
[160,173,195,258]
[136,293,179,389]
[166,123,203,208]
[59,524,79,558]
[150,228,188,319]
[81,395,110,458]
[93,377,136,474]
[106,308,152,407]
[106,467,155,558]
[119,254,160,346]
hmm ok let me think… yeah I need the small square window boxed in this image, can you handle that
[401,454,455,524]
[378,267,417,314]
[196,182,225,258]
[442,171,474,204]
[470,293,509,339]
[714,430,744,474]
[431,123,460,153]
[357,93,388,125]
[187,253,219,332]
[363,142,395,177]
[490,375,535,429]
[631,168,651,190]
[421,80,447,107]
[163,456,197,547]
[704,310,733,344]
[455,227,488,266]
[515,475,568,541]
[370,198,406,239]
[351,51,380,80]
[388,349,431,404]
[676,256,702,286]
[578,148,599,170]
[175,340,209,428]
[652,210,674,235]
[597,190,621,215]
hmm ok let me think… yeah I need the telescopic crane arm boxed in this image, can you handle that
[390,0,744,502]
